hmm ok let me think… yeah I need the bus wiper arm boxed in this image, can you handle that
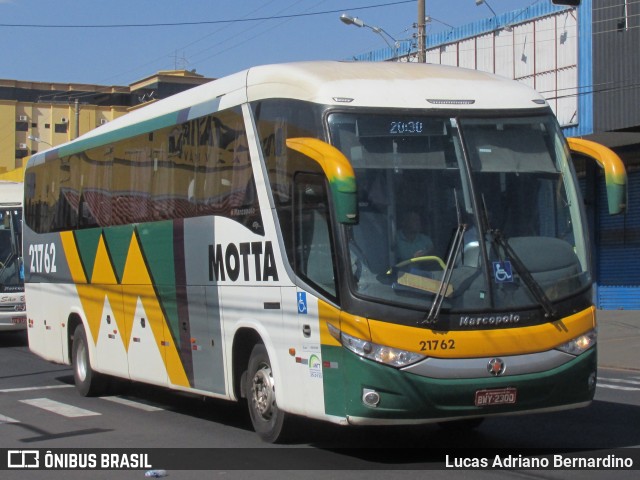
[0,252,14,279]
[491,230,557,319]
[423,222,466,325]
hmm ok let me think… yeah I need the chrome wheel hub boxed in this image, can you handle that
[251,364,275,420]
[76,340,87,382]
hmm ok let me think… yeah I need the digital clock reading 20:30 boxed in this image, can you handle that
[389,121,424,134]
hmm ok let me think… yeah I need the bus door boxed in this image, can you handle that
[288,172,340,416]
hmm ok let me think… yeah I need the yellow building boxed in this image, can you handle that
[0,70,212,178]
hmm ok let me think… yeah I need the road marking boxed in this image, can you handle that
[600,377,640,385]
[101,396,164,412]
[20,398,101,417]
[597,383,640,391]
[598,377,640,392]
[0,413,19,424]
[0,385,74,393]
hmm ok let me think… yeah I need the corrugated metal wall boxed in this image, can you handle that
[597,168,640,309]
[591,0,640,309]
[353,2,594,138]
[592,0,640,132]
[420,9,579,127]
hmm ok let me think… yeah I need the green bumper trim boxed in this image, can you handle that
[322,345,596,421]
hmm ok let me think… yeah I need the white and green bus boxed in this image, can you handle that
[0,180,26,332]
[24,61,624,442]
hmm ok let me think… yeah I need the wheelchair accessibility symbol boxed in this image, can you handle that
[297,292,308,314]
[493,261,514,283]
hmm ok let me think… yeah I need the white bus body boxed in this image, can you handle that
[24,62,602,442]
[0,181,26,332]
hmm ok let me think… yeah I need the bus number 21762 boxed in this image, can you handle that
[419,339,455,351]
[29,243,57,274]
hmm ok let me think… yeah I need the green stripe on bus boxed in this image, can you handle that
[55,111,181,160]
[136,221,179,341]
[74,228,103,283]
[103,225,136,283]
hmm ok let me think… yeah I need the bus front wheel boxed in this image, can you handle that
[244,343,290,443]
[72,324,108,397]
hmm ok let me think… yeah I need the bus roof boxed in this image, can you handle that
[245,61,547,109]
[0,181,23,207]
[27,61,549,167]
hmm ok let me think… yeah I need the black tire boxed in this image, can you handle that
[72,324,108,397]
[244,343,291,443]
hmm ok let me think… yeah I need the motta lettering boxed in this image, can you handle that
[459,314,520,327]
[209,241,279,282]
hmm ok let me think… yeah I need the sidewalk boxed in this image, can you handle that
[596,309,640,371]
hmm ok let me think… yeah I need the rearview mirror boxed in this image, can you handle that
[567,137,627,215]
[286,138,358,224]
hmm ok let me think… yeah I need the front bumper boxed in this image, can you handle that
[321,345,596,424]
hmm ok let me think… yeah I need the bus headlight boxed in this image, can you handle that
[555,329,597,356]
[328,323,425,368]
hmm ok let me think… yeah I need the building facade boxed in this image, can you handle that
[0,70,213,175]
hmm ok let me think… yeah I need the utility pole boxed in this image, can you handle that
[417,0,426,62]
[74,98,80,139]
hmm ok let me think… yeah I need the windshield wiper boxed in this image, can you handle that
[489,229,557,319]
[423,223,466,325]
[477,194,557,320]
[423,189,466,325]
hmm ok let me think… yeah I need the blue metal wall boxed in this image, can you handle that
[562,0,593,139]
[596,169,640,309]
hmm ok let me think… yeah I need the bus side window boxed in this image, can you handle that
[293,173,337,299]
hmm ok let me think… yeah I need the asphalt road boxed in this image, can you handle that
[1,329,639,480]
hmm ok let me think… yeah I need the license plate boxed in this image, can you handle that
[12,317,26,325]
[475,387,517,406]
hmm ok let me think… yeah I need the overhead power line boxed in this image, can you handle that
[0,0,415,29]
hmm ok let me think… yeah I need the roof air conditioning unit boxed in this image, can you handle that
[100,119,108,125]
[18,143,28,149]
[18,115,28,122]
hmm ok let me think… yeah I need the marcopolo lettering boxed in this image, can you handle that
[209,241,278,282]
[459,314,520,327]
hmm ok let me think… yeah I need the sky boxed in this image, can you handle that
[1,0,542,86]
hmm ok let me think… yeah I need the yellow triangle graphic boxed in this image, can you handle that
[75,284,107,346]
[59,229,189,387]
[121,233,152,285]
[60,231,87,284]
[121,234,189,387]
[91,236,117,285]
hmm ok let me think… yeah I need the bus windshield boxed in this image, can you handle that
[328,112,590,314]
[0,206,23,290]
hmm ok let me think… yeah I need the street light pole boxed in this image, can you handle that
[27,135,53,148]
[74,98,80,139]
[475,0,497,17]
[340,13,399,58]
[417,0,426,63]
